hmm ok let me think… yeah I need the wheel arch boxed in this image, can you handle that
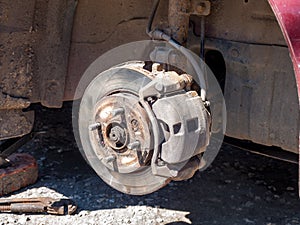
[268,0,300,194]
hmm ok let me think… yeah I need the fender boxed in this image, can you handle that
[268,0,300,193]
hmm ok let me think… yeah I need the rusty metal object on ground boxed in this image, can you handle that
[0,197,77,215]
[0,153,38,196]
[0,133,37,168]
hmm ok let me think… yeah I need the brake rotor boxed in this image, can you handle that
[78,63,170,195]
[73,41,226,195]
[76,57,219,195]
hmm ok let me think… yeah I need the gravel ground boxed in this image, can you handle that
[0,102,300,225]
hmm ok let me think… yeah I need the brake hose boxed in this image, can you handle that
[146,0,207,101]
[144,0,208,176]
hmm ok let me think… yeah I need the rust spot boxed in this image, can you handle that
[0,153,38,196]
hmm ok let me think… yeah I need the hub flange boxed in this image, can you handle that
[89,93,152,174]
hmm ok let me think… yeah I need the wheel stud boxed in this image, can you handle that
[127,141,140,150]
[88,122,101,131]
[103,155,116,163]
[111,108,124,117]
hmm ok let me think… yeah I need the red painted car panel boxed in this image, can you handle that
[268,0,300,193]
[268,0,300,103]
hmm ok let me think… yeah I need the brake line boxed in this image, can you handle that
[146,0,207,101]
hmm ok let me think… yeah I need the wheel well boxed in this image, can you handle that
[205,49,226,93]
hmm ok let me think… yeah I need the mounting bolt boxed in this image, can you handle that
[231,48,240,58]
[147,97,156,104]
[196,3,205,13]
[204,101,210,107]
[157,159,165,166]
[155,83,164,92]
[89,123,101,131]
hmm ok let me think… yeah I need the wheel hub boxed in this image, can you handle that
[89,93,152,174]
[107,124,127,149]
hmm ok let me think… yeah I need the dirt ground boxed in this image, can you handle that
[0,102,300,225]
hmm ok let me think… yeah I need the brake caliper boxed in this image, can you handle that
[139,66,211,179]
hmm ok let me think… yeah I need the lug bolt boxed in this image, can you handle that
[111,108,124,117]
[88,122,101,131]
[103,155,116,163]
[127,141,140,150]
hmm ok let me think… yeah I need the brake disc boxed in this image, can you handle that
[77,61,211,195]
[78,63,169,194]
